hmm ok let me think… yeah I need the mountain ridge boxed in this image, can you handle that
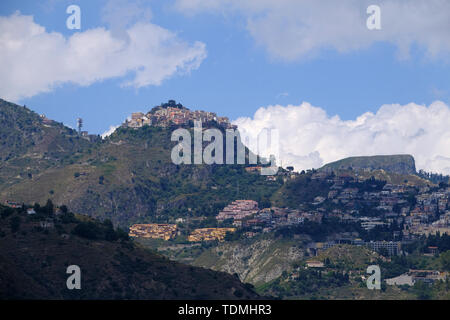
[320,154,417,175]
[0,99,441,229]
[0,99,280,227]
[0,203,259,299]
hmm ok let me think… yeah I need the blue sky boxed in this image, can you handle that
[1,0,449,136]
[1,0,450,175]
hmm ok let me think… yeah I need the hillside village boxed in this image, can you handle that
[214,171,450,252]
[188,227,236,242]
[123,100,236,130]
[129,223,178,240]
[128,223,236,242]
[127,170,450,262]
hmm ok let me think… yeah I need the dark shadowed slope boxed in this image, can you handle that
[0,205,259,300]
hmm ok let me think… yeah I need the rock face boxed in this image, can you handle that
[193,239,303,286]
[320,154,416,175]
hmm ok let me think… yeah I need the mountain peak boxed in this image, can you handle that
[124,100,235,129]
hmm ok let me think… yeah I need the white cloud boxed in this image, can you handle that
[101,124,121,138]
[174,0,450,61]
[101,0,153,38]
[0,12,207,101]
[233,101,450,175]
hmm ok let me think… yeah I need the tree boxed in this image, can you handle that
[61,211,77,224]
[33,203,41,212]
[1,207,14,219]
[10,216,21,233]
[43,199,54,215]
[115,227,130,241]
[72,222,99,239]
[259,198,271,209]
[440,250,450,271]
[413,281,432,300]
[103,219,119,241]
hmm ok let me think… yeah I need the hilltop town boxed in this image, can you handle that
[123,100,236,130]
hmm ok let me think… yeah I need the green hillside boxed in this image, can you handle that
[0,204,258,299]
[320,155,416,175]
[271,171,332,208]
[349,169,434,187]
[0,99,92,189]
[0,100,280,227]
[0,99,438,229]
[257,245,450,300]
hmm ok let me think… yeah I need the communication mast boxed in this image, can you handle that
[77,118,83,135]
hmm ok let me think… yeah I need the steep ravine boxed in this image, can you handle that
[193,239,303,285]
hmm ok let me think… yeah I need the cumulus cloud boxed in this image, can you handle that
[0,11,207,101]
[233,101,450,175]
[101,0,153,38]
[101,124,121,138]
[174,0,450,61]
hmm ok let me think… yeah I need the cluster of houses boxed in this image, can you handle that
[312,172,450,239]
[123,100,236,130]
[216,200,259,222]
[301,234,405,256]
[127,223,236,242]
[215,200,325,231]
[128,223,178,241]
[211,171,449,254]
[187,227,236,242]
[245,166,298,182]
[406,190,450,236]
